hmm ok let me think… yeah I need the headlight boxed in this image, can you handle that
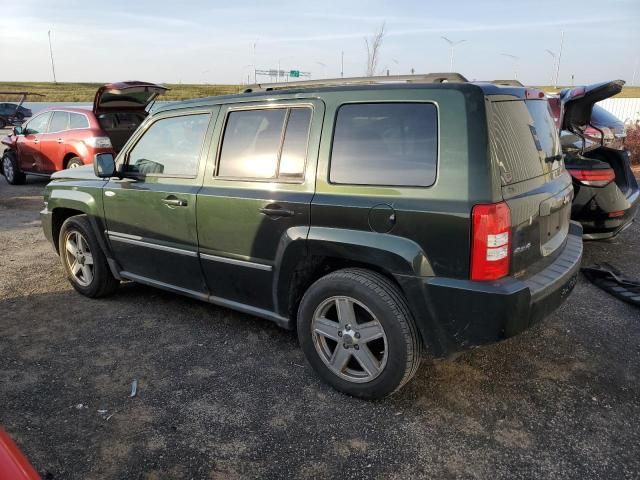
[85,137,112,148]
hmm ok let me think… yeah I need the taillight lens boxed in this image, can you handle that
[85,136,112,148]
[567,168,615,187]
[470,202,511,281]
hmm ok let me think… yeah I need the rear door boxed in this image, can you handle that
[103,108,216,295]
[38,110,69,173]
[488,96,573,277]
[196,100,322,312]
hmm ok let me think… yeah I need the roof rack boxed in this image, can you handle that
[243,73,469,93]
[490,80,524,87]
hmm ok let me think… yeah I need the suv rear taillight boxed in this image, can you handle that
[470,202,511,281]
[567,167,615,187]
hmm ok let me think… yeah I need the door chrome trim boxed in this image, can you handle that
[107,231,198,257]
[199,252,272,271]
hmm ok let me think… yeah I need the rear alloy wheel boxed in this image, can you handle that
[59,215,119,298]
[2,152,26,185]
[312,296,388,383]
[298,268,421,399]
[66,157,83,169]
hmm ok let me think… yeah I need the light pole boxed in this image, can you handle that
[341,51,344,78]
[501,53,520,80]
[315,61,327,79]
[48,30,57,84]
[252,42,257,83]
[555,31,565,88]
[545,49,556,87]
[441,36,466,71]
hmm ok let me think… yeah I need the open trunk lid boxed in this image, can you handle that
[488,95,573,278]
[93,81,168,114]
[559,80,624,132]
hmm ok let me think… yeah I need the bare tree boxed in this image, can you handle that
[365,22,386,77]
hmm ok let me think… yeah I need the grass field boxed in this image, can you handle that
[0,81,638,102]
[0,82,241,102]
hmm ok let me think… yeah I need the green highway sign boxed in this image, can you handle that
[289,70,300,78]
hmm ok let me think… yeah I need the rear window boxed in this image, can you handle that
[490,99,561,185]
[330,103,438,187]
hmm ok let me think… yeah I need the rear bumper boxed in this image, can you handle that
[396,222,583,357]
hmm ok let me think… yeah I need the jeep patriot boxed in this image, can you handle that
[41,74,582,398]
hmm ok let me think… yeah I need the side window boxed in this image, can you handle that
[217,107,312,180]
[49,111,70,132]
[25,112,52,134]
[330,103,438,187]
[69,112,89,129]
[125,113,210,177]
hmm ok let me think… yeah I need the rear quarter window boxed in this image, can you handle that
[330,103,438,187]
[490,99,561,185]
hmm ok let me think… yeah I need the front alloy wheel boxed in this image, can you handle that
[63,230,94,287]
[58,215,119,298]
[3,155,15,183]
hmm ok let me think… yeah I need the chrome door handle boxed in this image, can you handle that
[259,206,294,217]
[162,197,188,207]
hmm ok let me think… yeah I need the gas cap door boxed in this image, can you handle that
[368,203,397,233]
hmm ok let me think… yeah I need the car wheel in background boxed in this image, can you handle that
[2,151,26,185]
[15,112,24,121]
[59,215,119,298]
[0,118,6,129]
[297,268,422,399]
[66,157,83,169]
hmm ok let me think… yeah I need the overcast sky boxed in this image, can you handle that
[1,0,638,85]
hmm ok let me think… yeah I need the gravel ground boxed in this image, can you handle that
[0,174,639,480]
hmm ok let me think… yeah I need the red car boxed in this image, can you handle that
[1,81,167,185]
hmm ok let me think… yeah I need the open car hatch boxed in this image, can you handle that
[560,79,624,131]
[93,81,168,114]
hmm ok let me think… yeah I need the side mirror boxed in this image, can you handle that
[93,153,116,178]
[13,126,23,136]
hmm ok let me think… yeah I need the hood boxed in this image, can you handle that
[94,81,168,114]
[559,80,624,131]
[51,164,102,181]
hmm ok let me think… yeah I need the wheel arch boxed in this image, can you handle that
[63,152,82,169]
[48,194,122,280]
[273,227,433,325]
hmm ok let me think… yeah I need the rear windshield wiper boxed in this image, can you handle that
[544,154,563,163]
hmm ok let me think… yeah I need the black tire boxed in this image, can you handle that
[15,111,24,121]
[59,215,119,298]
[0,117,6,129]
[2,151,26,185]
[65,157,84,169]
[297,268,421,399]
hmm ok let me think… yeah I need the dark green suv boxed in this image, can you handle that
[41,74,582,399]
